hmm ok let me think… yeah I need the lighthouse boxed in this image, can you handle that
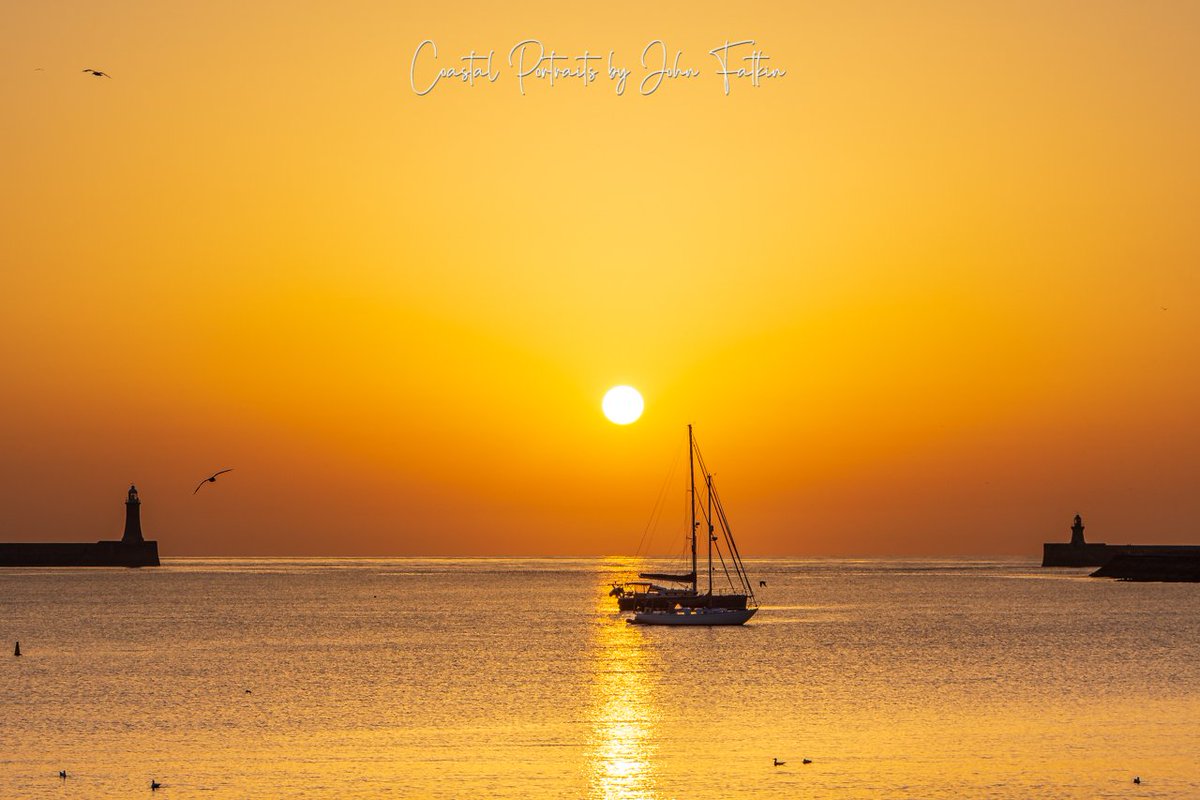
[1070,514,1085,546]
[115,483,159,565]
[122,484,144,544]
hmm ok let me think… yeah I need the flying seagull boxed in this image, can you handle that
[194,468,234,494]
[82,69,112,78]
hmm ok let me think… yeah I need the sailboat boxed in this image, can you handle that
[623,425,758,626]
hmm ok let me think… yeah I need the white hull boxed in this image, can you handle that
[629,607,757,626]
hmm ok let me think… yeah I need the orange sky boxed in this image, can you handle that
[1,1,1198,556]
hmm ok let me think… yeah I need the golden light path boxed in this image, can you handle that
[587,559,658,800]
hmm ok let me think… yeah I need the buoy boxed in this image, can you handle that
[13,641,20,657]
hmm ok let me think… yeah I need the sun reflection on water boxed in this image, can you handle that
[587,565,659,800]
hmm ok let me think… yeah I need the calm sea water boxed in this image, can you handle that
[2,558,1198,798]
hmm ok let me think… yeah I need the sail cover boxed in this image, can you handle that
[638,571,696,583]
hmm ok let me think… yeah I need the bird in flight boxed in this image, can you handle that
[82,68,112,78]
[194,468,234,494]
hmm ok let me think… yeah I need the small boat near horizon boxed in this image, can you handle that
[618,425,759,627]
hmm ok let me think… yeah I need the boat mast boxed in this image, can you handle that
[689,424,697,595]
[706,473,714,597]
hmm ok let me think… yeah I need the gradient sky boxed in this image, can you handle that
[2,1,1197,556]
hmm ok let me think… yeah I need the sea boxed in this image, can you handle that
[3,558,1198,799]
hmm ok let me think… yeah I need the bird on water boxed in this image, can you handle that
[1134,776,1141,784]
[59,771,67,780]
[194,468,234,494]
[151,779,162,790]
[773,758,785,766]
[802,758,813,764]
[82,68,111,78]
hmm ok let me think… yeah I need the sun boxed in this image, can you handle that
[602,386,644,425]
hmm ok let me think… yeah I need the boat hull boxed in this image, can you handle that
[629,607,757,626]
[617,592,748,611]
